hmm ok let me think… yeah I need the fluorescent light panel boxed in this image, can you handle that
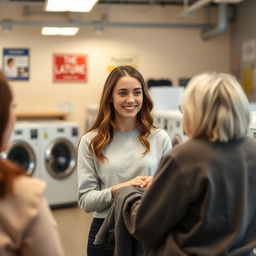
[45,0,98,12]
[41,27,79,36]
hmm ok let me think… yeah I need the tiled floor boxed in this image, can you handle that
[52,206,93,256]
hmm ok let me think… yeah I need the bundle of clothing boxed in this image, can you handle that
[94,187,145,256]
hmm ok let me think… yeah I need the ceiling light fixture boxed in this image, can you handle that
[41,27,79,36]
[45,0,98,12]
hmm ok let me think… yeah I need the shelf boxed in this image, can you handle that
[15,112,68,120]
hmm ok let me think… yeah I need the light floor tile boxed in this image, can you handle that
[52,206,93,256]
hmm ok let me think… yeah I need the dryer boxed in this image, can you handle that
[2,122,40,178]
[153,110,187,147]
[38,121,79,208]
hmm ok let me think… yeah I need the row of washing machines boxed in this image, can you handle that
[1,121,79,208]
[153,110,256,146]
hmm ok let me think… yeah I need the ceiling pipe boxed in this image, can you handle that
[181,0,211,16]
[0,19,212,29]
[201,3,227,40]
[180,0,244,15]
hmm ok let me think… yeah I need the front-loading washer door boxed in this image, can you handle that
[44,138,76,179]
[6,140,36,175]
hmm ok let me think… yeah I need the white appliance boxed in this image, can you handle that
[248,112,256,137]
[85,104,99,131]
[150,86,184,111]
[38,121,79,208]
[170,110,188,147]
[153,110,188,147]
[249,117,256,138]
[2,122,40,178]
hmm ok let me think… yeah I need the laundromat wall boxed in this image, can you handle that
[0,4,230,133]
[230,0,256,101]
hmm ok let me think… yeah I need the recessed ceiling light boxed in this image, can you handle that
[41,27,79,36]
[45,0,99,12]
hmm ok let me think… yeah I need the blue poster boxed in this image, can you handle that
[3,48,29,81]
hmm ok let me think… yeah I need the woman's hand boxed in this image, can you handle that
[111,176,153,198]
[141,176,153,188]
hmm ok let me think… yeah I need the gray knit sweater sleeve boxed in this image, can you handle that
[77,128,171,218]
[77,133,114,216]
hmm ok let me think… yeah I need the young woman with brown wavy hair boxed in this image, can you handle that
[78,65,171,256]
[0,70,64,256]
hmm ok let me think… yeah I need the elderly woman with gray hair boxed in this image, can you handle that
[114,72,256,256]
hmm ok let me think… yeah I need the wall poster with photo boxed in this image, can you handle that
[3,48,30,81]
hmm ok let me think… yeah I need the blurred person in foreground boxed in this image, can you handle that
[116,72,256,256]
[0,70,64,256]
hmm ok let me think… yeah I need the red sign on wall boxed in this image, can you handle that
[53,54,87,82]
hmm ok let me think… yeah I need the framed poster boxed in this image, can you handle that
[3,48,29,81]
[53,54,87,82]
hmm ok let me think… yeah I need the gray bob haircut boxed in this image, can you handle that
[181,72,251,142]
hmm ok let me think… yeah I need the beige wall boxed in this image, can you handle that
[0,5,231,133]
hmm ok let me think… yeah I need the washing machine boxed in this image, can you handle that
[153,110,187,147]
[2,122,40,178]
[38,121,79,208]
[169,110,188,147]
[153,110,173,137]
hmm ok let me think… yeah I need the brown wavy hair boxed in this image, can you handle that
[0,70,25,198]
[87,65,154,162]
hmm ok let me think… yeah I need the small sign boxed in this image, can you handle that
[53,54,87,82]
[242,64,254,93]
[242,39,256,63]
[107,55,138,72]
[3,48,29,81]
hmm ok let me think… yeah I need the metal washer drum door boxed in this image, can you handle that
[6,140,36,176]
[44,138,77,179]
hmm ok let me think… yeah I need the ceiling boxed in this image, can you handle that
[3,0,209,6]
[0,0,245,40]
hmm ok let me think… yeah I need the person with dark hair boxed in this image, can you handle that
[77,65,171,256]
[116,72,256,256]
[0,70,64,256]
